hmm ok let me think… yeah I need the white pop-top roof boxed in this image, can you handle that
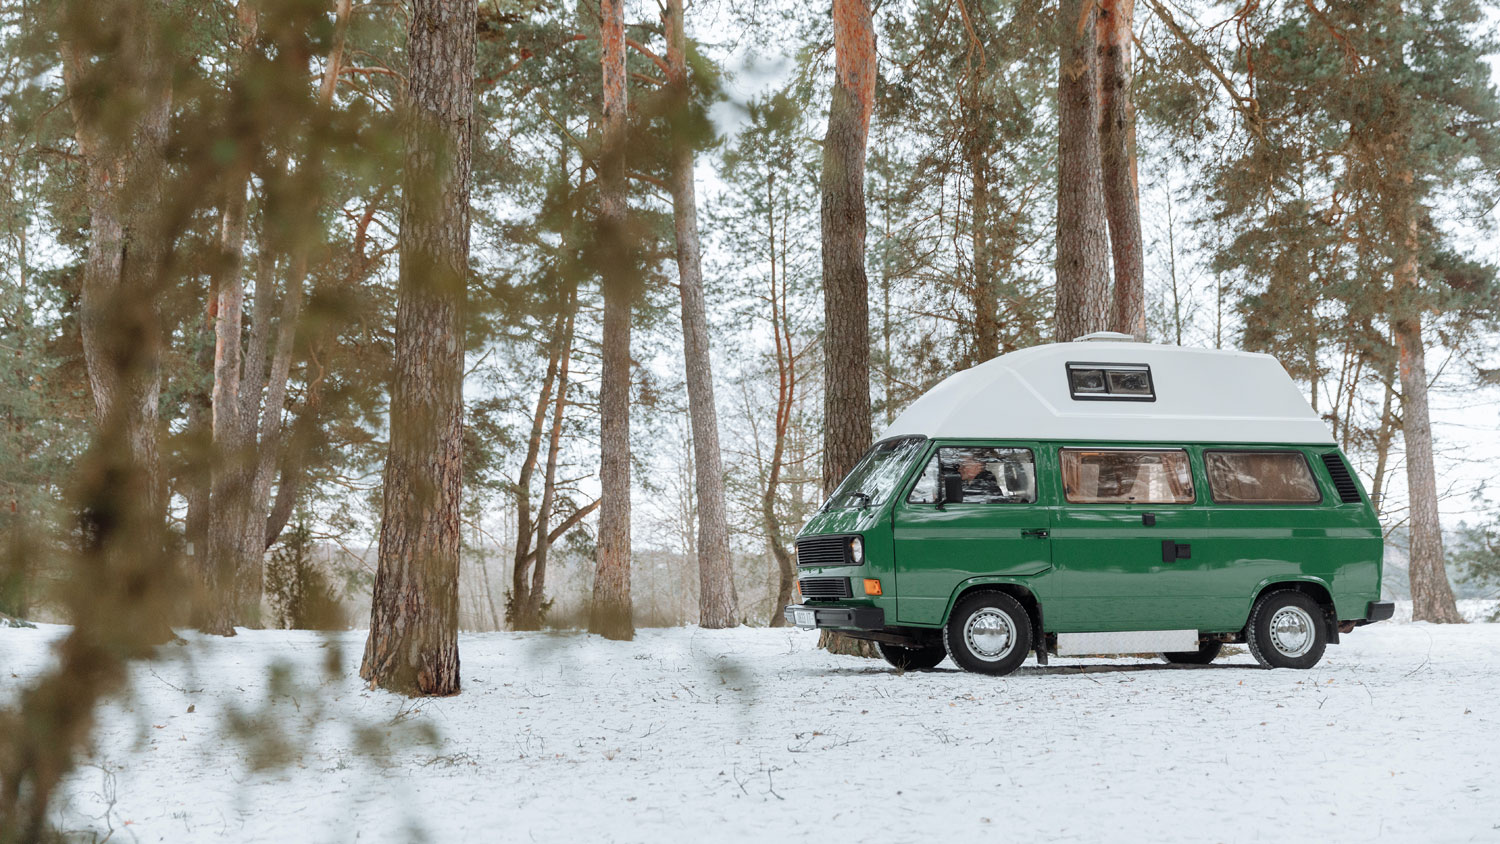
[879,341,1334,445]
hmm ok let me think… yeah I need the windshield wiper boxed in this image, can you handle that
[846,492,872,510]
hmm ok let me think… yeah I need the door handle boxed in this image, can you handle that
[1022,528,1049,539]
[1161,540,1191,562]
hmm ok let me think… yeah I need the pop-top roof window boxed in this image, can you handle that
[1066,362,1155,402]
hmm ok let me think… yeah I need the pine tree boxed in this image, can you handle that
[361,0,476,695]
[664,0,739,628]
[588,0,636,641]
[1054,0,1112,341]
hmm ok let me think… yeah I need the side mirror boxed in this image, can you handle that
[942,475,965,506]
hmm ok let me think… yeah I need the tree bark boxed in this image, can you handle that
[524,294,577,627]
[957,3,998,364]
[969,147,999,362]
[201,1,259,637]
[5,8,179,837]
[61,27,172,534]
[1097,0,1145,340]
[58,5,175,649]
[820,0,876,496]
[665,0,739,629]
[182,300,216,621]
[509,312,562,629]
[1394,241,1462,623]
[589,0,634,641]
[360,0,475,695]
[1369,354,1397,514]
[248,1,350,561]
[1055,0,1112,342]
[818,0,879,659]
[764,200,797,627]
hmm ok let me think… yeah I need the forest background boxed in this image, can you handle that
[0,0,1498,641]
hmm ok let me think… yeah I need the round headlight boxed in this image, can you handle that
[850,536,864,563]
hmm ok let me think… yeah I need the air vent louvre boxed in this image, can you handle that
[795,536,852,567]
[797,577,853,600]
[1320,453,1363,504]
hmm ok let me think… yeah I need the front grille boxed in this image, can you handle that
[796,535,851,567]
[798,577,853,600]
[1320,453,1363,503]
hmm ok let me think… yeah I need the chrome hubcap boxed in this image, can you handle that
[964,608,1016,662]
[1269,606,1315,658]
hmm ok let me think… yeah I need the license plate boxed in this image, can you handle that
[794,610,815,628]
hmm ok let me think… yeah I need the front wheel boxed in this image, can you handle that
[876,641,947,671]
[1246,590,1328,669]
[944,591,1032,676]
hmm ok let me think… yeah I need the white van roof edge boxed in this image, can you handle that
[878,341,1336,446]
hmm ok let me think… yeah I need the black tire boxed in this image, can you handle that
[943,591,1033,676]
[1161,640,1223,665]
[876,641,947,671]
[1245,589,1328,669]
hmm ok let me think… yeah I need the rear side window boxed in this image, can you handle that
[1060,449,1194,504]
[908,446,1037,504]
[1205,451,1321,504]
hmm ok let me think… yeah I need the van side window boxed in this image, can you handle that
[1205,451,1321,504]
[908,447,1037,504]
[1060,449,1194,504]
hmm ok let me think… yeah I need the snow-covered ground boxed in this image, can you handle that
[2,616,1498,843]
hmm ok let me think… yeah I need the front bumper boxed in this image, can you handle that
[784,603,885,631]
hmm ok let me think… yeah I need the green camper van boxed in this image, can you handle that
[785,333,1393,675]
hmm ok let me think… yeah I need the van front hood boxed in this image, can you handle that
[797,506,883,539]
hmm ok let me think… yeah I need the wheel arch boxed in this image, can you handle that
[1247,577,1339,642]
[943,577,1045,650]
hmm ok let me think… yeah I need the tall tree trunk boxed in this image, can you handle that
[820,0,875,496]
[764,209,797,627]
[524,292,577,627]
[1097,0,1145,340]
[1369,353,1397,514]
[246,255,305,554]
[509,314,562,628]
[59,6,175,647]
[956,0,997,363]
[818,0,879,659]
[970,150,999,363]
[5,7,180,836]
[589,0,634,641]
[201,1,259,637]
[244,1,349,564]
[1394,232,1462,623]
[1055,0,1112,342]
[360,0,475,695]
[665,0,738,629]
[183,301,216,621]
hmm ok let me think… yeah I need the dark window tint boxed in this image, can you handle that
[1060,449,1194,504]
[1066,363,1155,401]
[1205,451,1321,504]
[908,446,1037,505]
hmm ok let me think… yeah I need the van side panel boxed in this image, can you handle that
[1193,446,1381,630]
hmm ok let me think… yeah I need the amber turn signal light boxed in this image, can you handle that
[863,578,882,596]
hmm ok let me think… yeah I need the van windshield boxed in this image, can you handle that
[823,437,927,510]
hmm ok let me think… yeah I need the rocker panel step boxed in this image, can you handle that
[1055,630,1198,656]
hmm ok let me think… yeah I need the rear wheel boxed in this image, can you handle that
[1161,640,1223,665]
[1246,590,1327,669]
[944,591,1032,676]
[876,641,947,671]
